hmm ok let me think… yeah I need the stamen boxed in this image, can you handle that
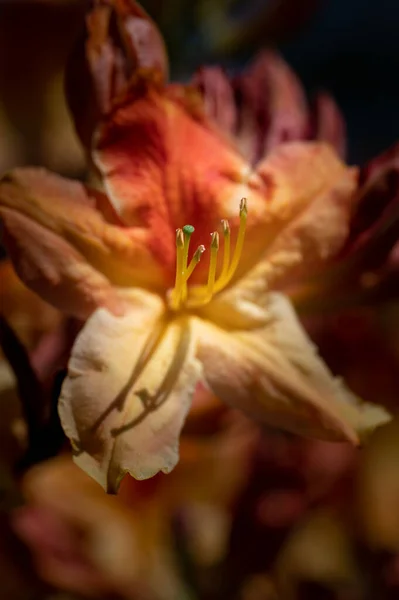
[187,233,219,308]
[182,225,194,270]
[214,197,247,292]
[183,245,205,282]
[169,199,248,310]
[170,228,185,310]
[180,225,195,303]
[207,232,219,298]
[220,219,231,281]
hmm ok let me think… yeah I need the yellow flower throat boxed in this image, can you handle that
[169,198,248,310]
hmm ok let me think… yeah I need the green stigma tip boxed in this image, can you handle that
[183,224,195,236]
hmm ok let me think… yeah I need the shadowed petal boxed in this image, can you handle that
[196,294,390,443]
[59,289,202,492]
[311,92,346,158]
[0,169,166,317]
[66,0,168,148]
[233,51,308,164]
[193,66,237,141]
[291,143,399,311]
[194,54,346,166]
[1,209,124,320]
[342,142,399,270]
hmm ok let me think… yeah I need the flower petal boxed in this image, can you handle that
[59,289,202,492]
[233,51,308,164]
[194,54,347,166]
[340,142,399,273]
[255,142,357,257]
[66,0,168,148]
[193,66,237,141]
[291,143,399,311]
[201,142,358,323]
[256,144,358,292]
[196,293,390,443]
[93,85,269,283]
[0,169,166,317]
[311,92,346,159]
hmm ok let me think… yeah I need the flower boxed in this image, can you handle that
[0,0,391,492]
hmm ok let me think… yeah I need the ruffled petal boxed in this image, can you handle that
[196,293,390,443]
[59,289,202,492]
[0,169,166,317]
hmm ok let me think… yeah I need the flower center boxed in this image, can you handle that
[169,198,248,311]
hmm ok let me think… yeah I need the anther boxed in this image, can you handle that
[184,245,205,282]
[220,219,231,281]
[214,197,247,292]
[170,229,185,310]
[204,232,219,301]
[211,231,219,249]
[176,228,184,247]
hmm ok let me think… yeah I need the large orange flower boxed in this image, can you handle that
[0,0,390,491]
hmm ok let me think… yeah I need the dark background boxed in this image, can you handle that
[143,0,399,165]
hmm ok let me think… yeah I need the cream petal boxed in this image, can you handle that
[195,293,390,443]
[58,289,202,492]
